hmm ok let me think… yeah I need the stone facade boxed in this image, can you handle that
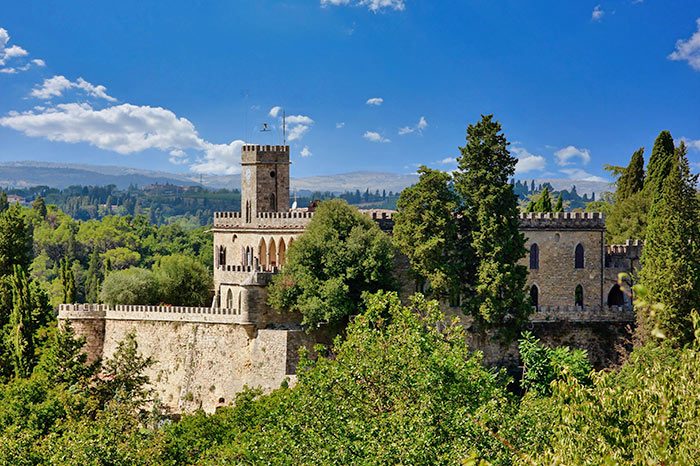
[58,144,641,413]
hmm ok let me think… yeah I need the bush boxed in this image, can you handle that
[100,268,158,305]
[153,254,211,306]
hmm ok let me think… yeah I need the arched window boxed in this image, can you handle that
[258,238,267,267]
[575,284,584,307]
[269,238,277,267]
[226,289,233,309]
[238,291,242,314]
[219,246,226,267]
[278,238,286,265]
[608,284,624,306]
[530,285,539,308]
[270,193,277,212]
[574,243,584,269]
[529,243,539,269]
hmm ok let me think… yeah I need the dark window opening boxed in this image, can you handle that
[530,243,539,270]
[575,243,584,269]
[608,284,624,306]
[575,285,584,307]
[530,285,539,308]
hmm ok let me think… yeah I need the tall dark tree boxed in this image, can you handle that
[85,247,102,303]
[0,203,32,276]
[31,195,47,218]
[0,189,7,213]
[453,115,530,341]
[393,166,468,299]
[639,141,700,346]
[8,265,34,377]
[554,193,564,212]
[617,148,645,201]
[533,186,553,212]
[60,258,77,304]
[644,131,675,197]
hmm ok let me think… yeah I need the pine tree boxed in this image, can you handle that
[453,115,530,341]
[554,194,564,212]
[0,190,8,213]
[60,258,77,304]
[617,148,645,201]
[8,265,34,377]
[645,131,675,197]
[31,195,47,218]
[638,141,700,346]
[534,186,553,212]
[0,204,32,277]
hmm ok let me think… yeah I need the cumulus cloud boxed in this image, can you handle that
[31,75,117,102]
[591,5,604,21]
[0,27,43,73]
[682,137,700,151]
[437,157,456,164]
[269,106,282,118]
[336,122,345,128]
[398,116,428,135]
[321,0,405,12]
[366,97,383,106]
[511,146,546,174]
[560,168,606,182]
[363,131,390,143]
[554,145,591,166]
[669,18,700,71]
[300,146,312,157]
[0,103,245,174]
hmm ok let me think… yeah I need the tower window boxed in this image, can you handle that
[575,285,584,307]
[574,243,584,269]
[270,170,276,178]
[529,243,539,269]
[530,285,539,308]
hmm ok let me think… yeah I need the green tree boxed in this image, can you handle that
[60,258,77,304]
[100,268,159,305]
[0,204,32,276]
[8,265,34,378]
[393,166,468,299]
[638,142,700,346]
[616,147,645,201]
[268,199,395,328]
[96,331,154,408]
[31,195,47,218]
[554,193,564,212]
[644,130,675,197]
[453,115,530,341]
[0,189,8,213]
[533,186,553,212]
[85,247,102,303]
[153,253,211,306]
[33,322,96,386]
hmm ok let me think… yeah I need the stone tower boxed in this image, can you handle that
[241,145,291,221]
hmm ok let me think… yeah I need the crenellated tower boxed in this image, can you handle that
[241,145,291,221]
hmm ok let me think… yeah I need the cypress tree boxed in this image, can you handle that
[9,265,34,377]
[85,248,102,303]
[453,115,530,341]
[554,194,564,212]
[644,131,675,197]
[526,200,535,213]
[0,190,8,213]
[617,148,645,201]
[534,186,553,212]
[60,258,77,304]
[638,141,700,346]
[0,204,32,277]
[31,195,47,218]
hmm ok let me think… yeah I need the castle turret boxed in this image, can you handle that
[241,145,290,222]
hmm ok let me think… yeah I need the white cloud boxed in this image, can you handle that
[0,67,16,74]
[511,146,546,174]
[32,58,45,67]
[399,116,428,135]
[269,106,282,117]
[30,75,117,102]
[321,0,404,11]
[591,5,604,21]
[682,137,700,151]
[0,102,245,174]
[0,27,43,72]
[300,146,312,157]
[336,122,345,128]
[437,157,456,164]
[366,97,383,106]
[286,115,314,125]
[554,145,591,166]
[560,168,606,182]
[363,131,390,143]
[669,18,700,71]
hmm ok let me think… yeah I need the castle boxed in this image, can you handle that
[59,145,638,413]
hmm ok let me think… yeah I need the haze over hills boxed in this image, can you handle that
[0,161,612,196]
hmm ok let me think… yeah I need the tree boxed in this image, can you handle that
[554,193,564,212]
[644,130,675,197]
[8,265,35,378]
[638,142,700,346]
[268,199,395,328]
[60,258,77,304]
[96,331,154,408]
[85,247,102,303]
[0,189,8,213]
[33,322,96,386]
[153,253,211,306]
[533,186,553,212]
[0,204,32,276]
[616,148,645,201]
[393,166,468,299]
[31,195,47,218]
[453,115,530,341]
[100,268,159,305]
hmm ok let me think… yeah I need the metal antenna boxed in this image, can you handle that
[283,108,286,145]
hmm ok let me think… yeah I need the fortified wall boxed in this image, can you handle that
[59,145,641,413]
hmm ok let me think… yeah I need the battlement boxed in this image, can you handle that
[606,239,644,255]
[213,210,314,228]
[518,212,605,230]
[58,303,253,325]
[241,145,290,165]
[531,304,635,322]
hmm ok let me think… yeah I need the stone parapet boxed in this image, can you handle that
[518,212,605,230]
[213,211,314,228]
[58,303,253,325]
[241,145,290,164]
[531,305,635,322]
[215,266,276,286]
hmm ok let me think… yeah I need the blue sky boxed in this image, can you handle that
[1,1,700,182]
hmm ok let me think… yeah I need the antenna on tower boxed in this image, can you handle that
[283,109,286,145]
[260,123,271,133]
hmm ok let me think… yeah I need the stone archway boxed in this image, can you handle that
[278,238,286,265]
[608,284,624,306]
[268,238,277,267]
[258,238,267,267]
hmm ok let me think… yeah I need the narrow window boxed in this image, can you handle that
[574,243,584,269]
[608,284,624,306]
[219,247,226,267]
[529,243,539,270]
[530,285,539,308]
[226,289,233,309]
[270,193,277,212]
[575,285,584,307]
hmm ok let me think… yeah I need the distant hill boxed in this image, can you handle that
[0,161,612,196]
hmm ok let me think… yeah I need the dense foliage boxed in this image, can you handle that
[268,199,395,328]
